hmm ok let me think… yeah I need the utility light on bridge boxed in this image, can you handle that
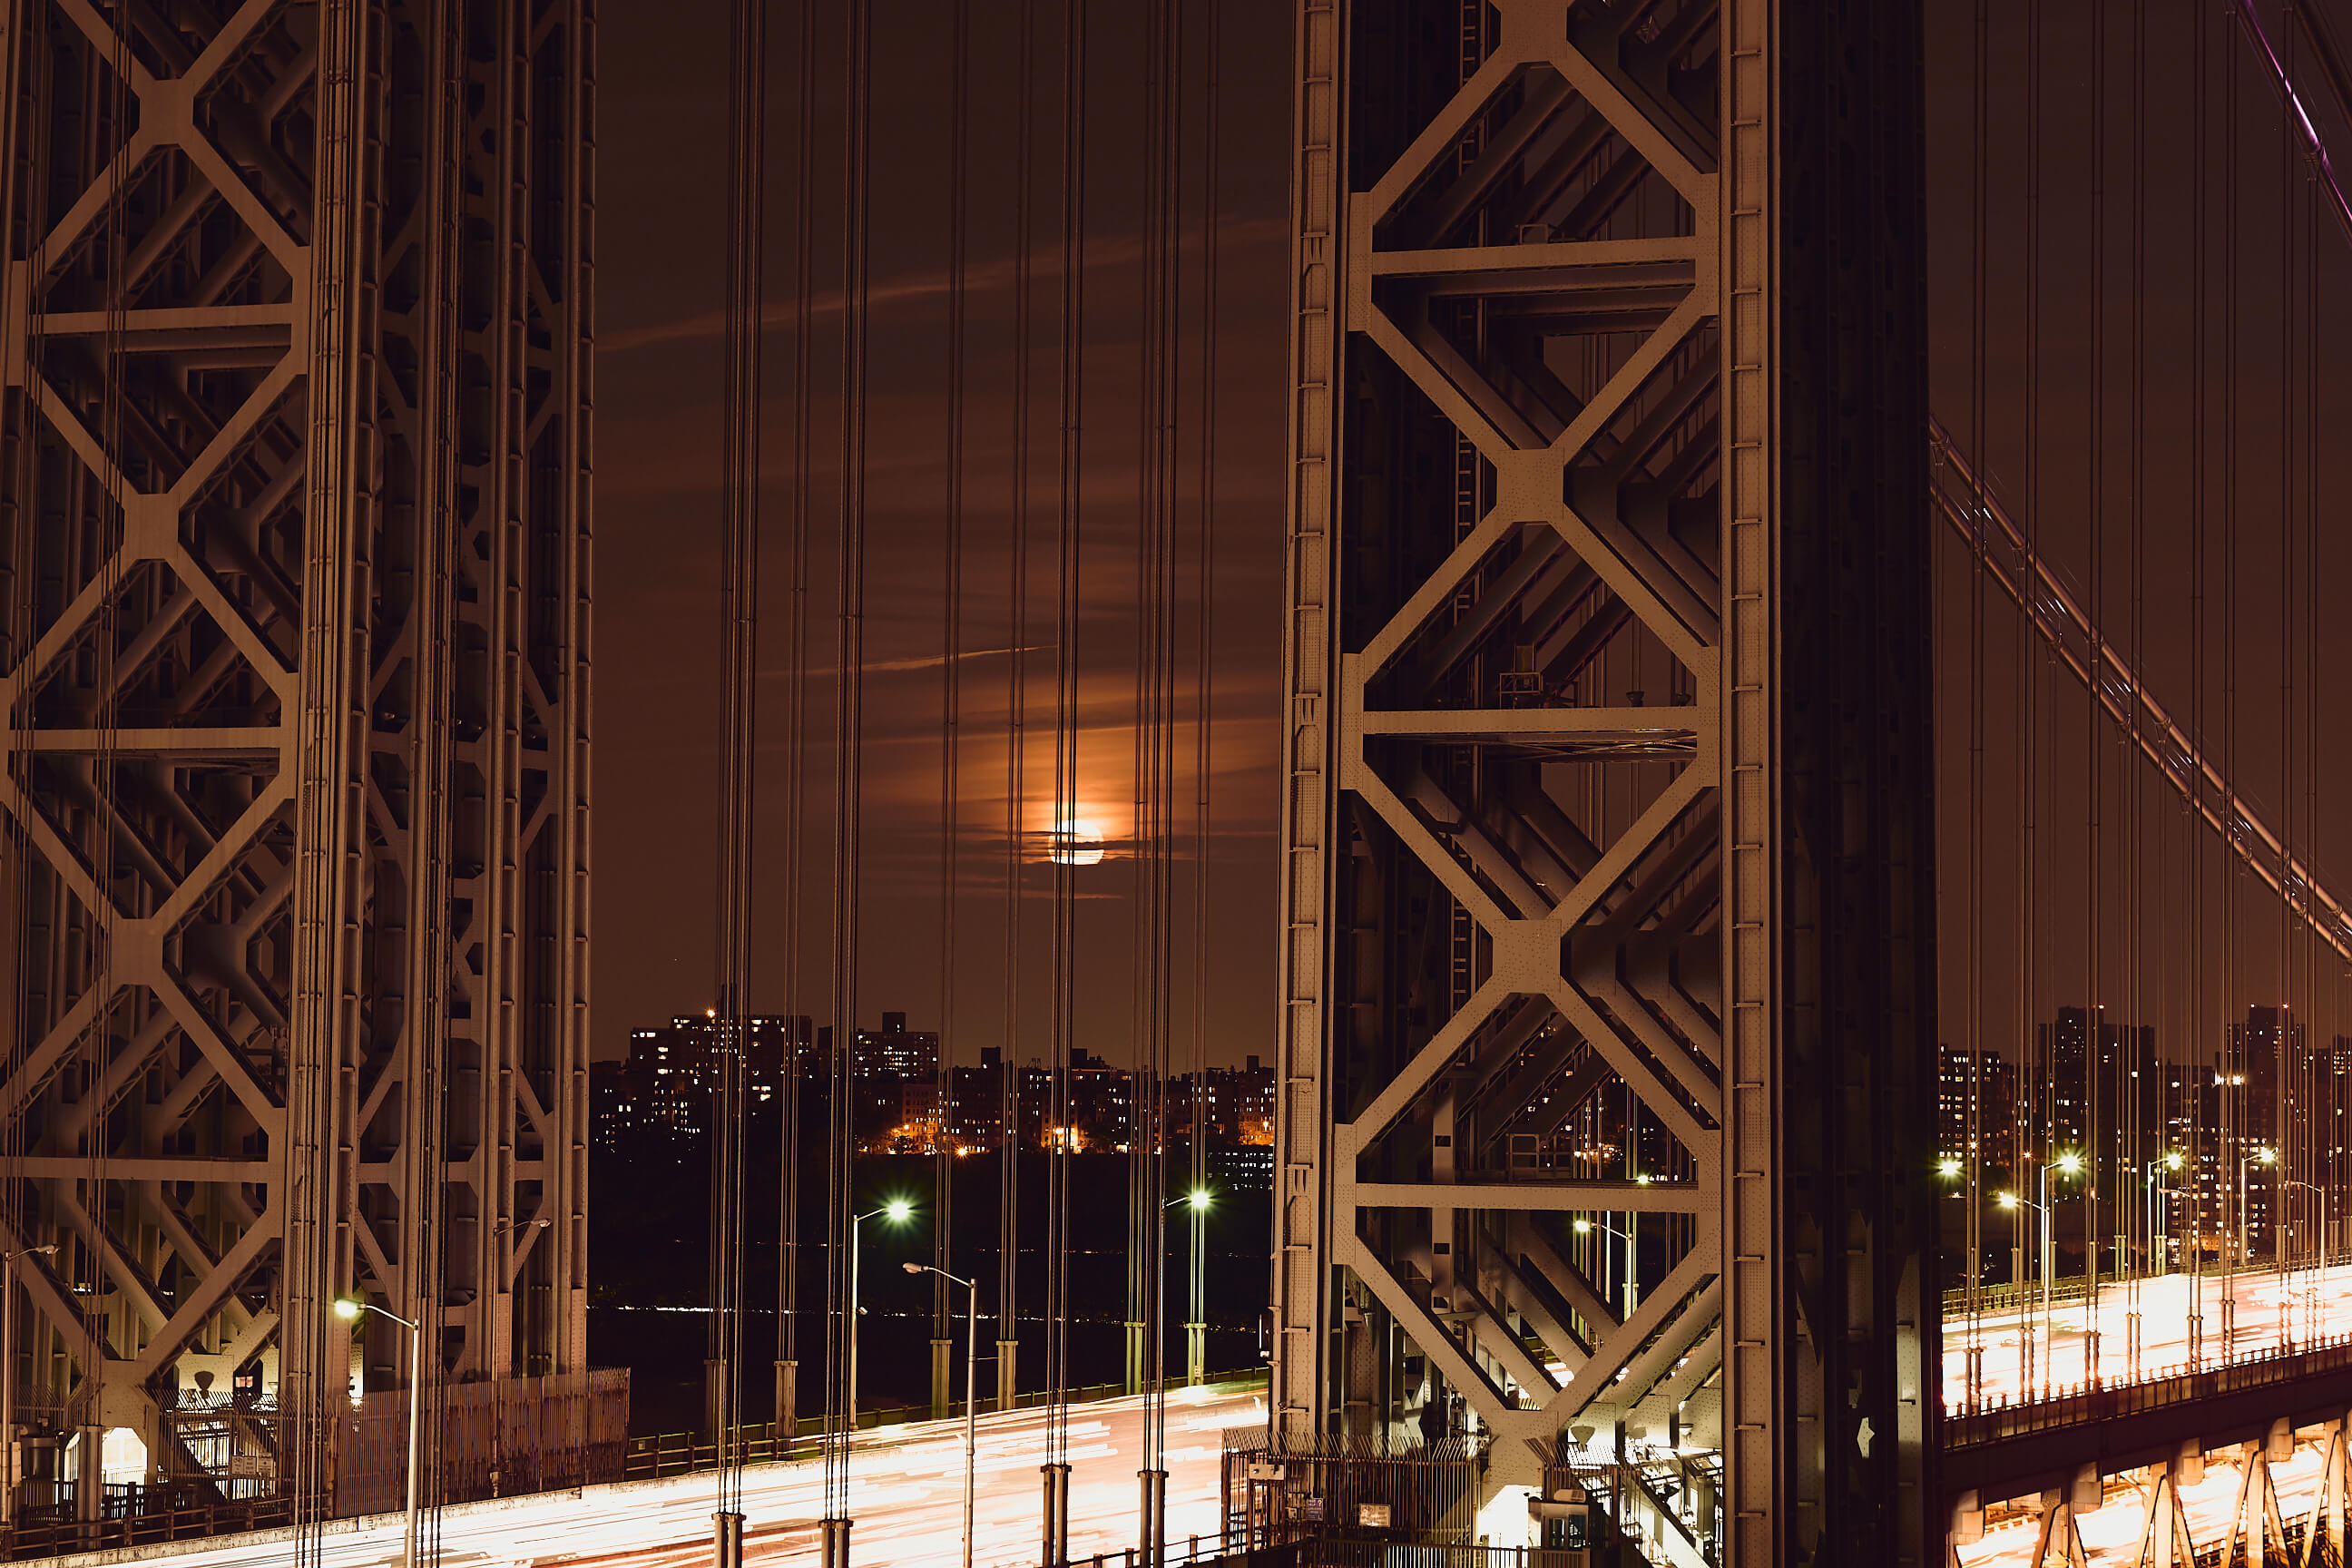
[886,1198,914,1223]
[1995,1191,2020,1211]
[2054,1152,2083,1178]
[1936,1157,1962,1180]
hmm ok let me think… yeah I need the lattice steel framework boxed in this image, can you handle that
[0,0,591,1499]
[1274,1,1936,1560]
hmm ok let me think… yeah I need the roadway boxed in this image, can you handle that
[1941,1262,2349,1408]
[57,1384,1267,1568]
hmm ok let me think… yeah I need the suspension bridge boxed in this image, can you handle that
[10,0,2352,1565]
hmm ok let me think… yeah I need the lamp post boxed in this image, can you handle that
[903,1263,980,1568]
[1169,1190,1211,1387]
[0,1244,56,1526]
[849,1201,914,1434]
[2141,1153,2182,1280]
[1994,1191,2045,1396]
[1572,1218,1638,1321]
[1998,1150,2078,1401]
[2230,1145,2278,1356]
[334,1297,423,1568]
[486,1218,550,1496]
[1935,1159,1983,1403]
[2282,1179,2324,1344]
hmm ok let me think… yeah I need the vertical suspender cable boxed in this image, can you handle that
[2188,0,2210,1356]
[412,0,464,1544]
[710,0,767,1544]
[2085,0,2108,1355]
[1963,0,1988,1337]
[999,0,1039,1417]
[2017,0,2043,1396]
[1134,0,1182,1553]
[933,0,971,1422]
[0,0,37,1514]
[1186,0,1220,1393]
[2267,3,2286,1288]
[2222,22,2242,1287]
[822,0,874,1555]
[85,4,130,1530]
[776,0,821,1447]
[2125,0,2146,1324]
[2300,132,2320,1281]
[1043,0,1087,1556]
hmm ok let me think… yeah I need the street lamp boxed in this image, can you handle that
[904,1262,982,1568]
[335,1296,423,1568]
[0,1244,56,1526]
[1168,1189,1212,1387]
[2238,1146,2278,1272]
[2281,1179,2326,1343]
[1997,1150,2079,1400]
[2142,1152,2182,1280]
[849,1201,915,1435]
[1573,1218,1638,1320]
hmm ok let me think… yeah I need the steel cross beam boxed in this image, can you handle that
[1275,1,1936,1562]
[0,0,591,1501]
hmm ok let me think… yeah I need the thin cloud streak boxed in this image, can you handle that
[603,217,1286,354]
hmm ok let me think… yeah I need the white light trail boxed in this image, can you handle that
[113,1386,1267,1568]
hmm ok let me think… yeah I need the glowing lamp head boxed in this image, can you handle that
[2165,1152,2183,1171]
[886,1199,913,1224]
[1936,1158,1962,1180]
[2055,1152,2083,1177]
[2259,1147,2278,1166]
[1996,1191,2020,1211]
[1189,1189,1212,1211]
[332,1298,362,1321]
[1573,1218,1594,1235]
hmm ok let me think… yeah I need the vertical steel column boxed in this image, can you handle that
[1276,0,1934,1559]
[0,0,592,1500]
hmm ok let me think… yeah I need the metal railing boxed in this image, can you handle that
[2,1492,296,1562]
[1944,1328,2352,1446]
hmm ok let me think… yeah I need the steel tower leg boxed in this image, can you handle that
[0,0,593,1499]
[1272,0,1936,1560]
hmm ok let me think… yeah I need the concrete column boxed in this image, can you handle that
[1948,1490,1982,1545]
[930,1338,953,1418]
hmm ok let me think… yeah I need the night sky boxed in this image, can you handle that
[589,1,2352,1080]
[592,4,1293,1071]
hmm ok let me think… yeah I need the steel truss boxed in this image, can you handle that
[0,0,591,1503]
[1276,1,1935,1561]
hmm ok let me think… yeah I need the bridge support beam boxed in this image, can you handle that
[1272,0,1936,1561]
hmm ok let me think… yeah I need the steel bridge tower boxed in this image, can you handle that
[1273,0,1936,1559]
[0,0,591,1505]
